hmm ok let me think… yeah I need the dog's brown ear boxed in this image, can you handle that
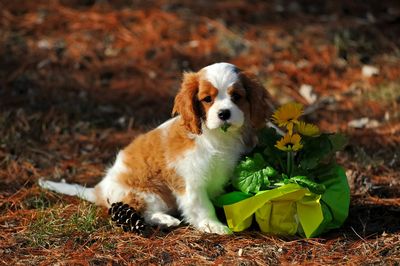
[172,72,202,134]
[239,71,275,129]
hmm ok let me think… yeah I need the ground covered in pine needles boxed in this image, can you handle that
[1,0,399,264]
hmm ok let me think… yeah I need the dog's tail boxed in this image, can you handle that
[38,178,97,203]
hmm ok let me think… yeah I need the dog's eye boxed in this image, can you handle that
[202,96,212,103]
[231,92,242,102]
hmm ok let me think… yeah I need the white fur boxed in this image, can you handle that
[203,63,244,131]
[38,179,96,202]
[148,213,181,227]
[157,116,178,130]
[95,151,131,206]
[170,125,246,234]
[203,63,238,90]
[206,90,245,130]
[135,191,181,227]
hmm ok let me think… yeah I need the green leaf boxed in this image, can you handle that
[328,133,348,152]
[263,166,277,179]
[256,127,286,171]
[288,176,326,194]
[220,122,231,132]
[310,163,341,183]
[232,153,277,194]
[257,127,281,148]
[299,134,333,170]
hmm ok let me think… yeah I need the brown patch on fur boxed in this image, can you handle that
[227,84,256,149]
[172,72,202,135]
[228,84,247,99]
[198,79,218,118]
[227,84,250,115]
[239,71,275,129]
[121,189,147,212]
[165,118,196,164]
[115,123,192,213]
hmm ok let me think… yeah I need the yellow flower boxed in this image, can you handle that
[296,121,320,137]
[272,103,304,134]
[275,133,303,152]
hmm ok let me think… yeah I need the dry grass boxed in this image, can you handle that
[1,190,399,265]
[1,0,399,264]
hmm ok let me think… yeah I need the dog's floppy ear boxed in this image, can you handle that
[239,71,275,129]
[172,72,202,134]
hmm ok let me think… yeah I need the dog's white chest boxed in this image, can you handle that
[171,129,245,199]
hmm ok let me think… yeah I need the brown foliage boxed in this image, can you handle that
[0,0,399,264]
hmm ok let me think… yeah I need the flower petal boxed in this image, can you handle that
[272,103,304,131]
[275,133,303,152]
[296,121,320,137]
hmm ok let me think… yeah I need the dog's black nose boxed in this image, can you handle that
[218,109,231,121]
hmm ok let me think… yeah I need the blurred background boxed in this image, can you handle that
[1,0,399,211]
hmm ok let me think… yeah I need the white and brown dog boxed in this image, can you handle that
[39,62,273,234]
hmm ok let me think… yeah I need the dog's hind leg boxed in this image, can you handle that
[123,191,181,228]
[145,212,181,227]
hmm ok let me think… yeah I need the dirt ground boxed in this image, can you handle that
[1,0,399,265]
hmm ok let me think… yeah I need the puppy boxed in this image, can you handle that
[39,62,273,234]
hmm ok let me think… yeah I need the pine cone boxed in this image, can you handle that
[108,202,148,235]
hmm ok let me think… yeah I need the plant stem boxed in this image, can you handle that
[276,154,284,173]
[287,151,294,177]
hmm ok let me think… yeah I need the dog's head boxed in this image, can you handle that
[172,62,273,135]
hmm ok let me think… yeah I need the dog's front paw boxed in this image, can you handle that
[197,220,232,235]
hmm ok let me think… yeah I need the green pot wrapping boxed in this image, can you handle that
[214,165,350,238]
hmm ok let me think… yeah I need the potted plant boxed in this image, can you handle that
[214,103,350,238]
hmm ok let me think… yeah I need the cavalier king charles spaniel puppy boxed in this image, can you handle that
[40,62,273,234]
